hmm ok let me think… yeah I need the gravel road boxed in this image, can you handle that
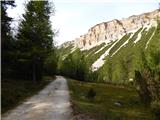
[2,76,73,120]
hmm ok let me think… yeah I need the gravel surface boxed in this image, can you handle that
[2,76,73,120]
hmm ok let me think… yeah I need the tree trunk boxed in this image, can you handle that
[32,59,36,83]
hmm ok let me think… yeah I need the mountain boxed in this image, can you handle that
[61,10,159,49]
[58,9,160,84]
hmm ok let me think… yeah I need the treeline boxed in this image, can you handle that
[134,22,160,119]
[57,49,89,81]
[135,42,160,119]
[1,1,57,82]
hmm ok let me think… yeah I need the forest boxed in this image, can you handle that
[1,0,57,113]
[1,1,160,120]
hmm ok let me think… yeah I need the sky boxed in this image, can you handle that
[7,0,160,45]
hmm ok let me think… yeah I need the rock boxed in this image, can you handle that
[114,101,124,107]
[61,10,160,50]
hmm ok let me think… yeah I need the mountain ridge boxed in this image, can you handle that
[58,9,160,84]
[60,9,160,50]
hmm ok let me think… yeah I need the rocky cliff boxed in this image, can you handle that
[61,9,160,50]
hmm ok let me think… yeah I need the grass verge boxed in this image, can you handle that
[1,76,55,113]
[67,78,153,120]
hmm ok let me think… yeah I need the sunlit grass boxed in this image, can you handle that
[67,78,153,120]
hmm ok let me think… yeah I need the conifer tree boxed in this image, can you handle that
[1,1,16,78]
[16,1,55,82]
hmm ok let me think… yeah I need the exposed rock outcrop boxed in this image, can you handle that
[61,9,160,50]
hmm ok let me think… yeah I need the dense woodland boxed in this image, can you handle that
[1,1,56,82]
[1,0,57,113]
[1,1,160,119]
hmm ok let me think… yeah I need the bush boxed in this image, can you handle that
[151,101,160,120]
[86,88,96,100]
[135,70,151,105]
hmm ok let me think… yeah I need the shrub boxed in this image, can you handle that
[135,70,151,105]
[86,88,96,100]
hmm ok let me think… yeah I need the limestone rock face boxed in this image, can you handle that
[61,10,160,50]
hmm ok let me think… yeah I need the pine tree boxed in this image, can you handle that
[1,1,16,78]
[16,1,55,82]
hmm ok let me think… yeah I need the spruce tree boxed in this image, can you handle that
[16,1,55,82]
[1,1,16,78]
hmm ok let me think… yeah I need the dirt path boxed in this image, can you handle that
[2,76,73,120]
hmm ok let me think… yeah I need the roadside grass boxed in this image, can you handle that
[67,78,153,120]
[1,76,55,113]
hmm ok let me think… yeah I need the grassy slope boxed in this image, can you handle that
[86,41,116,66]
[68,78,153,120]
[58,44,74,57]
[82,43,105,56]
[96,26,157,83]
[1,76,55,113]
[58,23,159,84]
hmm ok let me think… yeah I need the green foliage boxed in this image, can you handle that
[44,49,58,75]
[96,58,112,82]
[1,1,57,115]
[86,41,116,66]
[58,44,74,56]
[134,56,160,105]
[135,70,151,105]
[96,33,134,83]
[86,88,96,100]
[1,1,16,78]
[68,78,153,120]
[59,49,89,81]
[83,43,105,57]
[109,33,131,55]
[96,25,159,84]
[58,21,160,87]
[134,22,160,105]
[16,1,55,82]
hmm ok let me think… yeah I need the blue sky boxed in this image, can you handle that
[7,0,159,45]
